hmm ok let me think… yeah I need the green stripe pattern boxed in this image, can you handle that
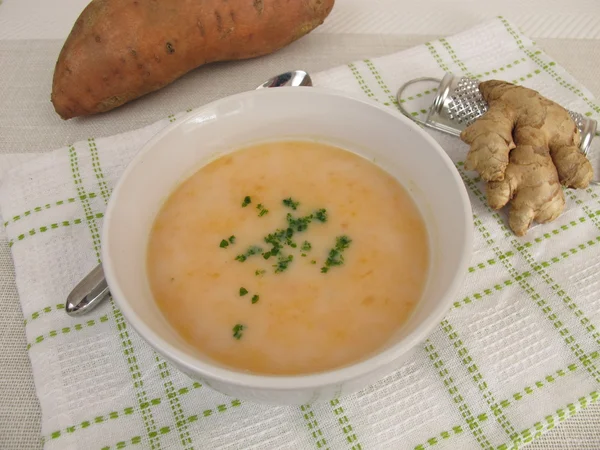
[70,141,162,448]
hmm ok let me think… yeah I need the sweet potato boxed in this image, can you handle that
[51,0,335,119]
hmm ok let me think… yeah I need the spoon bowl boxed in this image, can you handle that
[255,70,312,89]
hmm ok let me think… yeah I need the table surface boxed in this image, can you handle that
[1,1,600,448]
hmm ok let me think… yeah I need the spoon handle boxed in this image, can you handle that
[65,263,110,316]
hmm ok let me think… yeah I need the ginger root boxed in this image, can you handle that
[460,80,593,236]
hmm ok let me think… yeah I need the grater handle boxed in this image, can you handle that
[396,77,441,129]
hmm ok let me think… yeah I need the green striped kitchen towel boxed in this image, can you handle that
[1,17,599,450]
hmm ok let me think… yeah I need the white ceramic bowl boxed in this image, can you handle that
[102,87,473,405]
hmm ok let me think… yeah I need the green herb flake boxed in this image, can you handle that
[219,239,229,248]
[311,260,316,265]
[265,229,285,246]
[235,246,263,262]
[263,251,272,260]
[321,235,352,273]
[228,235,236,244]
[255,269,266,276]
[247,246,263,256]
[242,196,251,207]
[282,198,300,210]
[256,203,269,217]
[326,248,344,266]
[335,235,352,250]
[251,295,260,304]
[239,287,248,296]
[301,253,307,257]
[274,254,294,273]
[286,213,312,232]
[232,324,245,340]
[314,209,328,223]
[301,241,312,252]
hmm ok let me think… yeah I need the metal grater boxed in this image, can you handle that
[397,73,597,156]
[444,76,487,126]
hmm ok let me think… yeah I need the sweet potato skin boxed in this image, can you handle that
[51,0,335,119]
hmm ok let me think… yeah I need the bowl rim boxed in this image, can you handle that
[102,86,473,391]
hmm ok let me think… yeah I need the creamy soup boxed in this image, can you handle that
[147,141,429,375]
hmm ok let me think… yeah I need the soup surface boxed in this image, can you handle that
[147,141,429,375]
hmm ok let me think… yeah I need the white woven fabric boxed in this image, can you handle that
[1,18,599,450]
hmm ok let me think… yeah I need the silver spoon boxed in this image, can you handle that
[65,70,313,317]
[255,70,312,89]
[65,263,109,316]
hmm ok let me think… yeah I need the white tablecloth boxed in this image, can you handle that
[1,0,600,448]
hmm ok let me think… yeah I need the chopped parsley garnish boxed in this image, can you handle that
[264,229,289,256]
[242,196,251,207]
[282,198,300,210]
[255,269,266,276]
[274,254,294,273]
[286,212,312,232]
[321,235,352,273]
[228,235,236,244]
[232,324,245,340]
[311,260,317,265]
[239,287,248,296]
[284,233,296,247]
[220,239,229,248]
[265,229,285,246]
[236,203,328,274]
[256,203,269,217]
[335,235,352,250]
[251,294,260,304]
[301,253,306,257]
[314,209,327,223]
[247,246,263,256]
[235,246,263,262]
[325,248,345,267]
